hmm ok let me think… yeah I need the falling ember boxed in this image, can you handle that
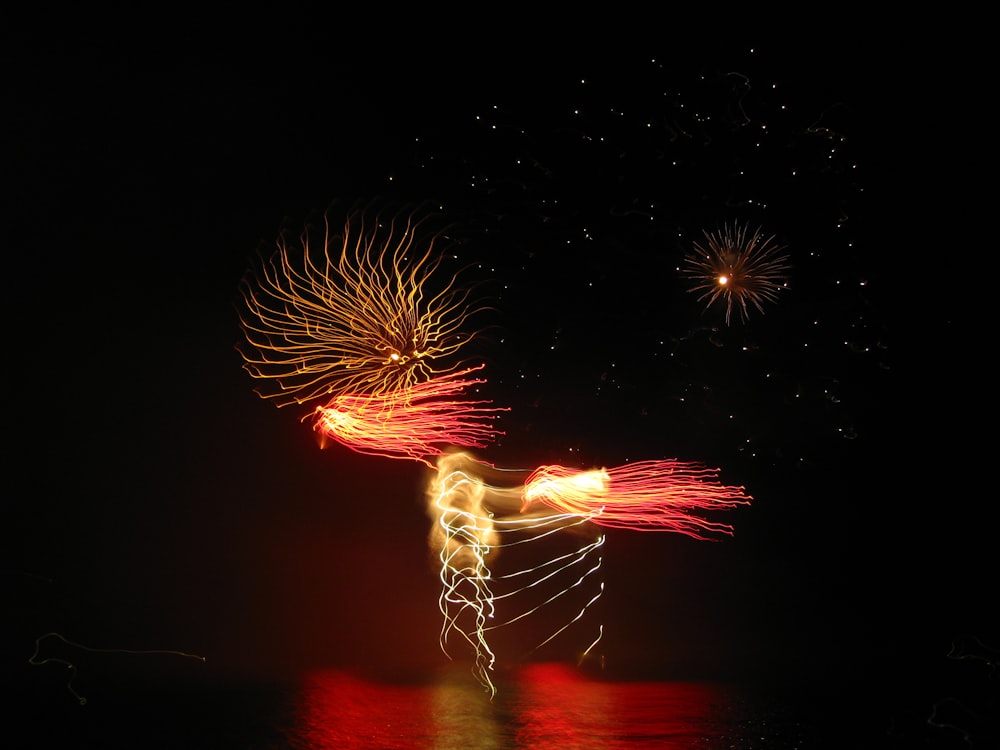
[428,452,605,696]
[237,207,486,408]
[683,223,790,325]
[314,367,507,467]
[522,460,751,540]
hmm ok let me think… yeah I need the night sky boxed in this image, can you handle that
[5,17,994,727]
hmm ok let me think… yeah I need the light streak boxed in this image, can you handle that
[313,367,506,467]
[238,207,486,408]
[428,451,605,696]
[683,223,790,325]
[29,632,205,705]
[522,460,751,540]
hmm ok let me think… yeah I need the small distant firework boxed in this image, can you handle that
[238,207,485,408]
[683,223,790,325]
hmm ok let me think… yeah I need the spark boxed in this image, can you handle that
[683,223,790,325]
[237,207,486,408]
[313,367,507,468]
[428,452,605,696]
[522,460,751,540]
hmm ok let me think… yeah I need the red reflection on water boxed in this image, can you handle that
[513,663,733,749]
[296,668,509,749]
[294,665,742,749]
[295,670,435,749]
[513,663,612,748]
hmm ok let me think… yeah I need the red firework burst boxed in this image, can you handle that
[522,460,750,540]
[312,366,506,467]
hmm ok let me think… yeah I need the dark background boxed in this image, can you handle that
[4,12,993,740]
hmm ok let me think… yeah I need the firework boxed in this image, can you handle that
[683,223,790,325]
[428,451,605,696]
[237,203,754,698]
[313,367,506,467]
[522,460,750,540]
[238,207,485,408]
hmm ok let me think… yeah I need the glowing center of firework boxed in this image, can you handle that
[717,275,729,286]
[385,345,427,366]
[523,468,609,510]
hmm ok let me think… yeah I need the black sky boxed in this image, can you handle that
[4,17,994,730]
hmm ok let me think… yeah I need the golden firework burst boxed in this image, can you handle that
[237,207,486,407]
